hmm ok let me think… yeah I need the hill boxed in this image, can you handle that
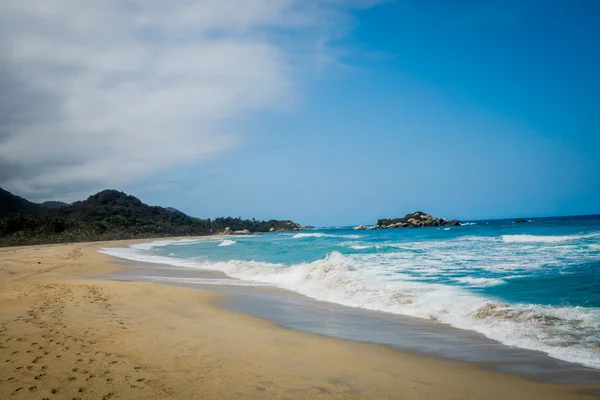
[0,188,70,217]
[0,188,303,246]
[41,201,69,210]
[0,187,47,217]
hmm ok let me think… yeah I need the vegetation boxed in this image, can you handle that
[0,188,302,246]
[0,187,48,216]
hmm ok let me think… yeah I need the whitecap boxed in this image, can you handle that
[453,277,506,287]
[218,239,237,247]
[101,237,600,369]
[292,233,360,239]
[502,234,582,243]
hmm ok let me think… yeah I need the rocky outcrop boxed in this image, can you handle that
[373,212,461,229]
[267,221,302,232]
[514,218,530,224]
[233,229,251,235]
[353,225,367,230]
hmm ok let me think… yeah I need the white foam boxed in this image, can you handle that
[146,276,271,287]
[292,233,360,239]
[218,239,237,247]
[130,238,215,251]
[100,236,600,369]
[502,234,582,243]
[461,222,477,226]
[453,277,506,287]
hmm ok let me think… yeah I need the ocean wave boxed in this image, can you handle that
[218,239,237,247]
[102,245,600,368]
[221,253,599,368]
[453,277,506,287]
[292,233,361,239]
[146,276,271,287]
[340,242,402,252]
[461,222,477,226]
[501,234,583,243]
[349,244,372,250]
[130,238,214,250]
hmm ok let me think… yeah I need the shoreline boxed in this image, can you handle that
[1,240,599,399]
[102,256,600,385]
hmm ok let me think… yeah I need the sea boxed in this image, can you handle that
[101,215,600,370]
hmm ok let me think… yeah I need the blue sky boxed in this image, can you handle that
[2,1,599,225]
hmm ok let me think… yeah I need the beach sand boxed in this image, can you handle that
[0,240,598,399]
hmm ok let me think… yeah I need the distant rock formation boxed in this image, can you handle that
[514,218,530,223]
[364,212,461,229]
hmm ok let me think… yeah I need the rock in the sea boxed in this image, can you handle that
[233,229,252,235]
[515,218,530,223]
[353,225,367,231]
[374,212,461,229]
[269,227,276,232]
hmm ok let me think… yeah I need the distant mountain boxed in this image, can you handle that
[41,201,69,210]
[0,188,70,217]
[0,188,303,246]
[50,189,213,234]
[165,207,186,215]
[0,187,46,217]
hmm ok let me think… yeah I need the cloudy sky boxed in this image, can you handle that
[1,1,599,225]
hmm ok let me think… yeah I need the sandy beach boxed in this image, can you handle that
[0,240,598,399]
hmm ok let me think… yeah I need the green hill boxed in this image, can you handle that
[0,188,302,246]
[0,187,47,217]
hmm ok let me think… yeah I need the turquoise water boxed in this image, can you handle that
[103,215,600,369]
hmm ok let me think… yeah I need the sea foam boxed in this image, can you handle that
[292,232,361,239]
[101,244,600,369]
[502,234,584,243]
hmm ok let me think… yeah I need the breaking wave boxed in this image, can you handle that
[292,233,361,239]
[453,277,506,287]
[101,245,600,369]
[502,234,587,243]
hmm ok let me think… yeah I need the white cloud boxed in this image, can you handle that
[0,0,383,200]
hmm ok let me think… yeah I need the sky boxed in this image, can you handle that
[1,0,599,226]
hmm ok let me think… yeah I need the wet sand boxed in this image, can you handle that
[104,261,600,384]
[1,240,599,399]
